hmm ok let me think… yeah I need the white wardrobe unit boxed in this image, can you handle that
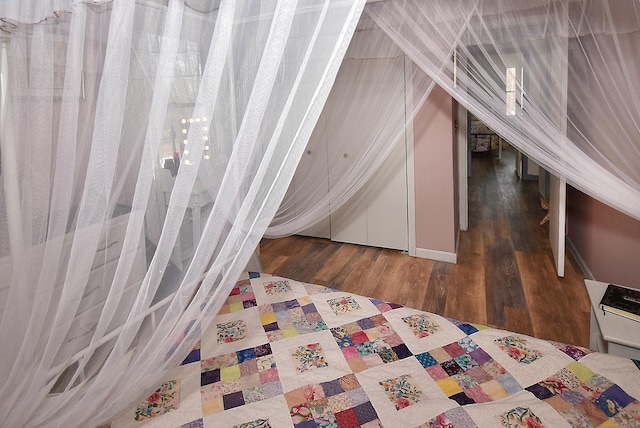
[296,49,409,251]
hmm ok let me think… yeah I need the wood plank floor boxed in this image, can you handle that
[259,147,591,347]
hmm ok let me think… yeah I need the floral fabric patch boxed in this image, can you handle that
[498,406,543,427]
[233,418,271,428]
[402,313,439,338]
[327,296,360,315]
[291,343,329,374]
[379,374,423,410]
[420,407,477,428]
[495,335,543,364]
[264,280,291,295]
[217,320,247,344]
[134,379,180,421]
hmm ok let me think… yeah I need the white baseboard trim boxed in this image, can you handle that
[566,237,594,280]
[414,247,457,264]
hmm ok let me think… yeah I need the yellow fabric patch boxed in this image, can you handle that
[201,395,224,416]
[437,378,463,396]
[261,312,277,325]
[481,380,509,400]
[298,296,312,306]
[282,328,299,338]
[229,302,244,313]
[596,420,621,428]
[567,362,594,383]
[220,364,241,381]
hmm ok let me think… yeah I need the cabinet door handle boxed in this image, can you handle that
[343,153,348,158]
[307,150,312,155]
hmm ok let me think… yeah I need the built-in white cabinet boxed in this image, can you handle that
[295,53,409,251]
[330,140,408,250]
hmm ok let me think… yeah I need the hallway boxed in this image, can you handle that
[259,147,591,347]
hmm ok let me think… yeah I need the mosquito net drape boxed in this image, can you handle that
[1,0,640,427]
[268,0,640,241]
[365,0,640,222]
[0,0,365,426]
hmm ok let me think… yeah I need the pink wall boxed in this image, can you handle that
[567,186,640,289]
[413,85,456,253]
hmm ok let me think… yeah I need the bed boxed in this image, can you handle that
[110,272,640,427]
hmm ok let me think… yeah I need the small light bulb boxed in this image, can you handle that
[202,117,208,122]
[183,139,188,144]
[182,129,187,134]
[204,145,210,150]
[195,117,201,123]
[204,154,210,160]
[202,126,208,131]
[189,118,194,123]
[203,136,208,141]
[183,149,190,154]
[181,118,186,124]
[184,160,192,165]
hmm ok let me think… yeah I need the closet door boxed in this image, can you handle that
[329,55,408,251]
[295,112,331,239]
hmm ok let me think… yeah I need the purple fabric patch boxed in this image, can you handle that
[561,390,587,405]
[441,360,464,376]
[353,401,378,424]
[392,344,413,359]
[182,348,201,365]
[201,369,220,386]
[263,322,279,332]
[254,343,272,357]
[451,391,475,405]
[243,299,257,309]
[526,383,554,399]
[321,379,344,397]
[469,348,492,365]
[223,391,245,410]
[301,303,317,314]
[357,317,376,330]
[284,299,300,310]
[560,345,588,360]
[603,384,635,408]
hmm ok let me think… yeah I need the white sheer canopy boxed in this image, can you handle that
[0,0,365,426]
[1,0,639,426]
[269,0,640,241]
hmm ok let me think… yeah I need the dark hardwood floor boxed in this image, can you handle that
[259,147,591,348]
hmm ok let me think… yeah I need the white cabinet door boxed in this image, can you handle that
[366,140,408,250]
[294,112,331,239]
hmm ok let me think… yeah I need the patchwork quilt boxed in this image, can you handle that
[111,273,640,428]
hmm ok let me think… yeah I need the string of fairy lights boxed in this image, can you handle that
[180,116,210,165]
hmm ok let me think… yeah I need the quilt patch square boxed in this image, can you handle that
[327,296,361,315]
[494,335,543,364]
[329,316,412,372]
[285,374,380,428]
[401,313,439,338]
[525,362,640,427]
[419,407,476,428]
[290,343,329,374]
[134,379,180,421]
[421,338,519,403]
[497,406,543,428]
[263,279,292,295]
[379,374,423,410]
[218,280,257,314]
[259,298,327,342]
[200,343,282,416]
